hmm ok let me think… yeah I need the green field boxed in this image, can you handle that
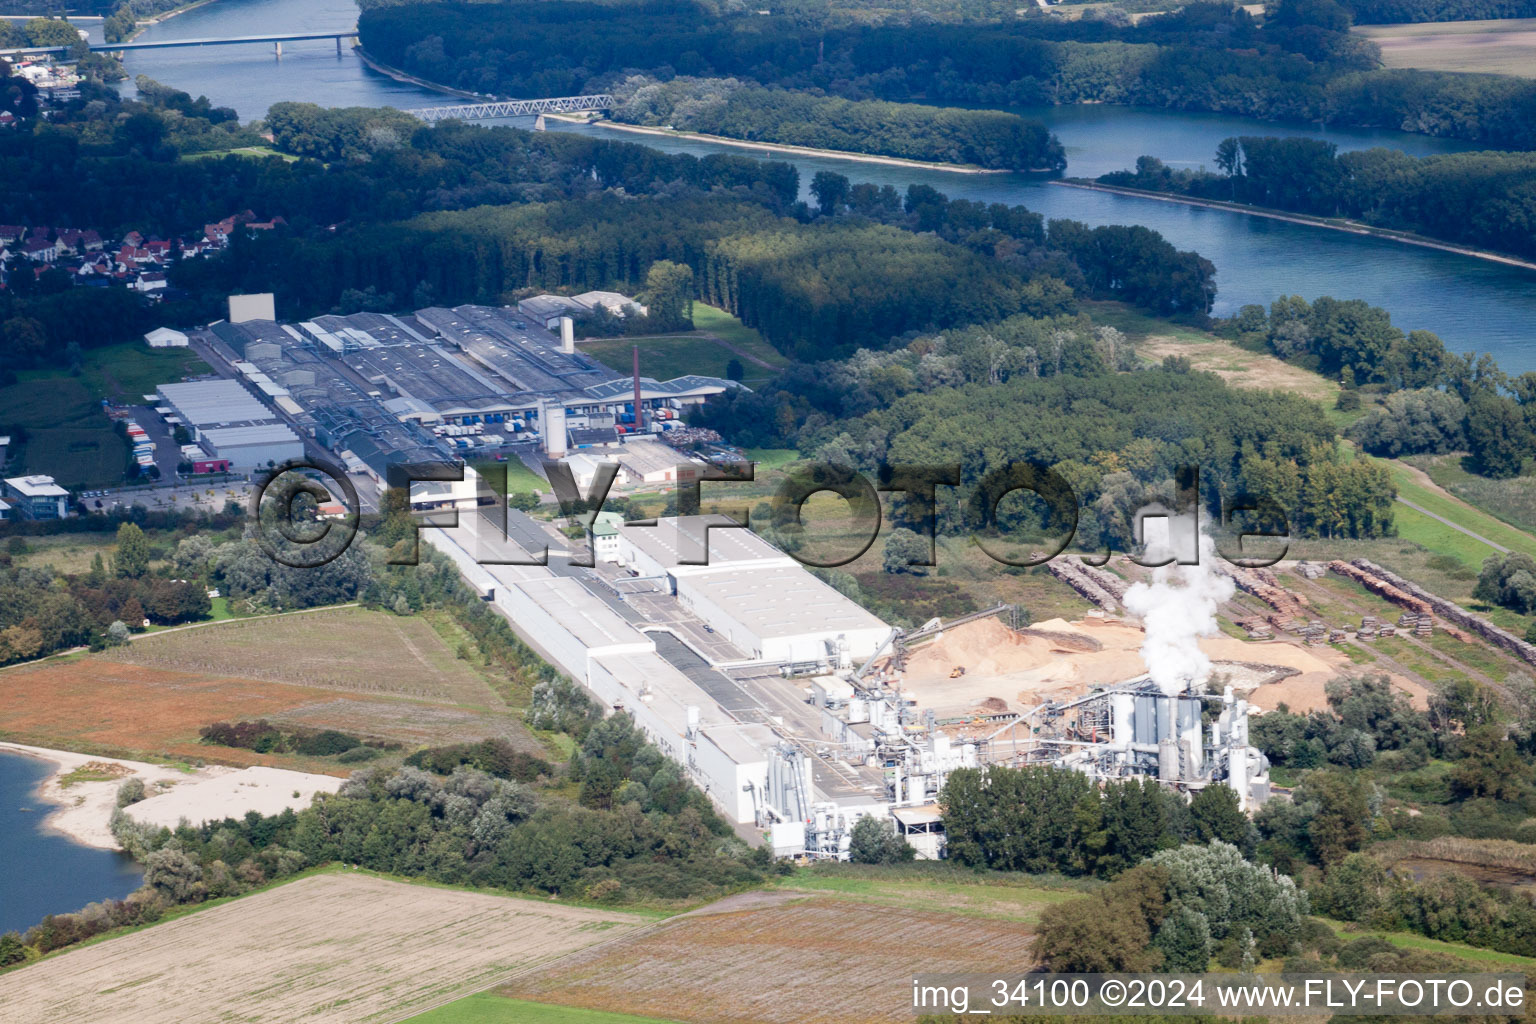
[2,344,211,488]
[579,334,756,384]
[403,994,679,1024]
[689,304,790,368]
[1406,454,1536,536]
[775,863,1087,923]
[1373,457,1536,569]
[472,459,549,495]
[577,305,789,388]
[0,376,125,488]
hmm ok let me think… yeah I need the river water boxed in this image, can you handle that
[0,752,143,937]
[117,0,1536,372]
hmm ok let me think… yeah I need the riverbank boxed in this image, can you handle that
[121,0,221,45]
[354,47,490,102]
[0,741,222,850]
[549,114,1014,174]
[1055,180,1536,273]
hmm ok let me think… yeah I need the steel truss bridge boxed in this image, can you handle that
[408,96,615,122]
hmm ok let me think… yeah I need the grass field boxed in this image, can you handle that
[472,459,550,495]
[106,606,502,703]
[1086,301,1339,404]
[773,863,1087,922]
[405,995,681,1024]
[1373,456,1536,567]
[1354,18,1536,78]
[0,376,125,488]
[502,885,1043,1024]
[2,344,209,486]
[690,304,790,369]
[0,873,648,1024]
[0,607,540,764]
[1405,454,1536,536]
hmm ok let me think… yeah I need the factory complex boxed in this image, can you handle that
[422,473,1272,861]
[132,298,1274,861]
[171,301,740,479]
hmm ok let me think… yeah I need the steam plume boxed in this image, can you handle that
[1123,519,1234,695]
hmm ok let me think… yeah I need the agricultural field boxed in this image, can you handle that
[106,607,499,704]
[1353,18,1536,78]
[405,994,681,1024]
[0,872,649,1024]
[502,887,1042,1023]
[0,608,540,765]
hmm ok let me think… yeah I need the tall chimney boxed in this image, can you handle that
[632,345,643,434]
[559,316,575,354]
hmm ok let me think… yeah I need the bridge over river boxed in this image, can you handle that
[1,31,356,57]
[407,96,615,122]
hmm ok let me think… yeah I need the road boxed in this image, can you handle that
[1396,496,1510,555]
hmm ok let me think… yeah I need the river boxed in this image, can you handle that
[118,0,1536,373]
[0,752,143,937]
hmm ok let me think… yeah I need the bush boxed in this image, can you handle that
[115,777,146,808]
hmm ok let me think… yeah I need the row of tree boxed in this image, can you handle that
[1103,140,1536,263]
[612,77,1066,170]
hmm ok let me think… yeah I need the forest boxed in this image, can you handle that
[611,78,1066,170]
[1101,140,1536,262]
[1338,0,1536,22]
[694,310,1397,545]
[358,0,1536,149]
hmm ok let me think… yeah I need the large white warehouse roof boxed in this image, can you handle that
[158,379,274,427]
[618,514,794,574]
[678,562,888,642]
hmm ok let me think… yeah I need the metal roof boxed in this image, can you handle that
[158,379,275,428]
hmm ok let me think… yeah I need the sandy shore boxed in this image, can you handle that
[550,115,1013,173]
[2,742,343,851]
[1054,180,1536,273]
[0,742,230,850]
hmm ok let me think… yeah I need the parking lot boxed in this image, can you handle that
[82,480,253,516]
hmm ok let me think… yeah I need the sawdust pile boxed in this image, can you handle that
[894,616,1421,717]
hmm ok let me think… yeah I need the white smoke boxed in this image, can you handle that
[1122,516,1234,695]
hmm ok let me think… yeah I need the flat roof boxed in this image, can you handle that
[158,379,275,428]
[4,475,68,497]
[618,515,795,573]
[677,563,889,640]
[700,722,776,766]
[615,437,703,477]
[892,805,943,826]
[201,423,301,448]
[591,649,735,736]
[511,576,652,653]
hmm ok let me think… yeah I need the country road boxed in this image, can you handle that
[1395,496,1509,554]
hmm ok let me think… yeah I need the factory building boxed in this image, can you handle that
[417,504,778,824]
[154,379,302,470]
[199,424,305,470]
[156,379,276,435]
[613,516,891,665]
[196,305,741,480]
